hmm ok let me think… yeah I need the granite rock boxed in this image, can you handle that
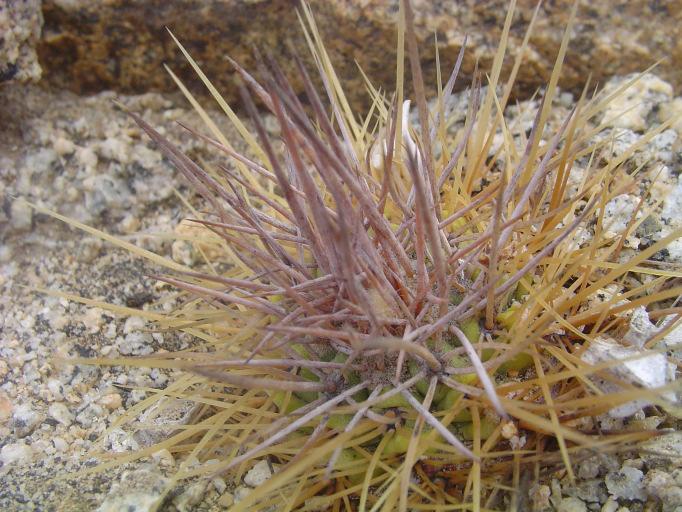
[605,466,646,501]
[0,0,43,83]
[96,466,169,512]
[0,85,240,239]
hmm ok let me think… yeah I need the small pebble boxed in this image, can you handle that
[80,308,104,333]
[244,459,274,487]
[96,466,169,512]
[0,393,13,422]
[501,420,517,439]
[644,469,675,499]
[9,199,33,232]
[118,332,154,356]
[46,379,65,401]
[529,483,551,511]
[53,137,75,156]
[0,442,34,466]
[234,487,252,503]
[123,316,146,334]
[53,437,68,452]
[605,466,646,501]
[173,481,207,512]
[48,402,74,426]
[98,137,131,163]
[217,492,234,508]
[119,214,140,233]
[659,486,682,511]
[640,433,682,468]
[104,427,140,453]
[212,477,226,494]
[151,449,175,468]
[578,456,601,480]
[557,496,587,512]
[12,404,44,437]
[601,497,619,512]
[133,398,198,447]
[673,469,682,487]
[76,146,98,169]
[99,393,122,411]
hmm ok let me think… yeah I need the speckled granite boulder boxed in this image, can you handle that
[37,0,682,106]
[0,85,241,239]
[0,0,43,83]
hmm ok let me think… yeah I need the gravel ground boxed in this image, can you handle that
[0,73,681,510]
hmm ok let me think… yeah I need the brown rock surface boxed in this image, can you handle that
[36,0,682,107]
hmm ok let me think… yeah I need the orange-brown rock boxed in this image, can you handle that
[34,1,682,108]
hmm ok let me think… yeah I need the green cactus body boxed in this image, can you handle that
[457,416,497,441]
[327,413,354,430]
[497,352,534,373]
[495,303,535,374]
[332,353,369,401]
[375,386,415,409]
[497,303,519,331]
[336,448,367,484]
[382,427,442,456]
[436,389,472,422]
[271,390,307,414]
[408,360,448,403]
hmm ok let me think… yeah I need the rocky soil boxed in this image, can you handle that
[1,1,682,511]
